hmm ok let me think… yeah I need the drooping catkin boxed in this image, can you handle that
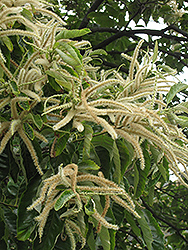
[53,109,76,131]
[18,127,43,175]
[92,210,119,230]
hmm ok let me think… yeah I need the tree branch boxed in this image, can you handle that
[106,39,188,68]
[141,199,188,244]
[120,228,148,249]
[0,202,18,208]
[91,27,120,33]
[167,24,188,39]
[93,28,188,50]
[79,0,105,29]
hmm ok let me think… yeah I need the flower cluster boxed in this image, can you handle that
[1,1,188,248]
[28,163,140,249]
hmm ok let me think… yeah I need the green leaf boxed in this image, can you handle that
[47,75,61,91]
[148,185,154,206]
[170,101,188,114]
[58,42,82,64]
[112,140,121,184]
[55,48,80,68]
[150,145,162,164]
[18,100,30,111]
[46,69,66,81]
[1,36,13,52]
[158,162,167,181]
[148,172,161,188]
[125,211,142,238]
[54,190,76,211]
[32,114,43,130]
[3,206,17,236]
[33,211,64,250]
[78,160,100,171]
[0,152,9,181]
[112,203,126,226]
[11,135,27,184]
[7,177,19,196]
[175,115,188,128]
[84,198,95,216]
[46,69,72,91]
[21,8,33,21]
[116,140,133,177]
[137,210,153,250]
[142,209,165,250]
[77,210,86,237]
[23,122,34,140]
[92,135,121,183]
[109,229,116,250]
[83,124,93,158]
[9,81,19,95]
[90,49,108,56]
[54,134,69,157]
[99,227,111,250]
[55,79,72,91]
[59,64,78,78]
[134,148,150,198]
[55,28,91,40]
[166,111,188,128]
[17,176,41,241]
[134,163,139,196]
[158,64,177,74]
[0,115,7,122]
[0,217,5,240]
[152,40,158,63]
[87,227,96,250]
[166,83,188,104]
[90,196,111,250]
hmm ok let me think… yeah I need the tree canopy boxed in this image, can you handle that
[0,0,188,250]
[52,0,188,74]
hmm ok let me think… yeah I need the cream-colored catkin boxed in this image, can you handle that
[66,219,86,249]
[92,210,119,230]
[11,97,30,119]
[53,109,76,131]
[36,189,59,240]
[129,39,144,81]
[0,29,41,40]
[27,182,50,211]
[21,89,41,102]
[0,96,11,110]
[0,60,13,79]
[1,15,38,34]
[96,195,110,233]
[33,130,48,144]
[18,127,43,175]
[0,48,6,62]
[10,119,21,135]
[65,221,76,250]
[111,195,140,218]
[0,129,12,154]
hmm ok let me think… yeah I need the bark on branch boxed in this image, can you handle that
[92,28,188,50]
[79,0,105,29]
[142,199,188,244]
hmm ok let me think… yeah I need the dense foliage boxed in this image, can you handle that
[53,0,188,74]
[0,0,188,250]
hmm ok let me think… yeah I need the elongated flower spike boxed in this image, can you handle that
[27,163,140,244]
[1,2,188,249]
